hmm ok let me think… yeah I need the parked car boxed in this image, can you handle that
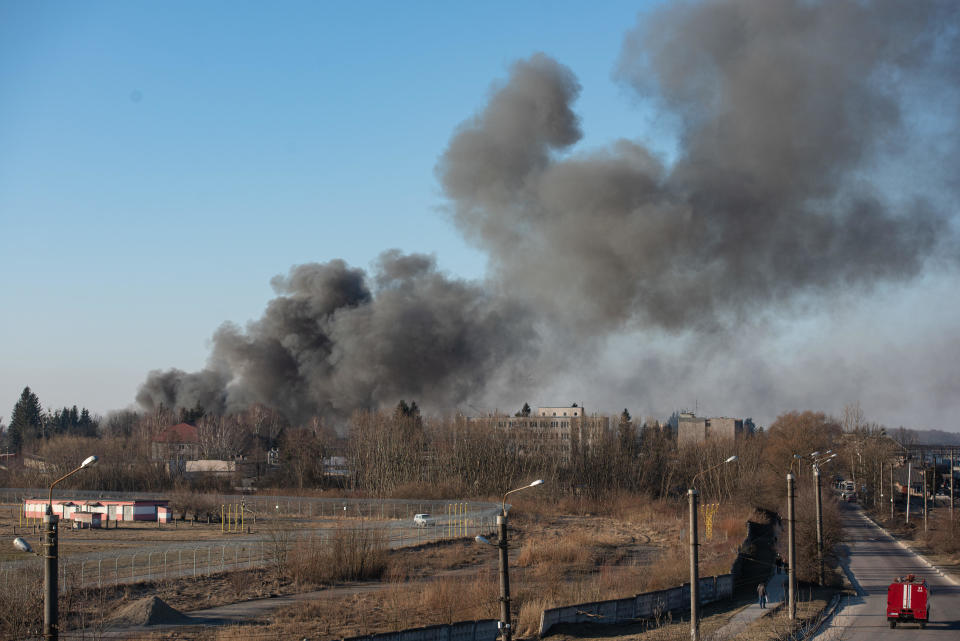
[413,513,434,527]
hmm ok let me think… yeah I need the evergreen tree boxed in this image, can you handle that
[515,402,532,417]
[179,404,205,425]
[9,387,43,451]
[78,408,95,437]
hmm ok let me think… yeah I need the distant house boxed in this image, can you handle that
[151,423,201,474]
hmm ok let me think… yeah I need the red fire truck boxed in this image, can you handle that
[886,575,930,628]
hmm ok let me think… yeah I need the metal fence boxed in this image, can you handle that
[2,492,502,592]
[0,488,501,521]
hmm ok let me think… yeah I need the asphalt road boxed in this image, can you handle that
[816,503,960,640]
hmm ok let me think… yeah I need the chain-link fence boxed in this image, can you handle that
[2,491,502,592]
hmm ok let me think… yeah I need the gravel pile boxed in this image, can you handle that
[109,596,192,626]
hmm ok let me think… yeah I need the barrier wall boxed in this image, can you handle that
[539,574,734,636]
[343,619,499,641]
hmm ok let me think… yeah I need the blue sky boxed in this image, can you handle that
[2,1,958,431]
[1,1,662,417]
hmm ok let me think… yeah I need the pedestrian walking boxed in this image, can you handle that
[757,581,768,608]
[775,554,783,574]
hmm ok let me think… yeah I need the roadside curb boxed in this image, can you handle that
[858,510,960,586]
[803,593,842,639]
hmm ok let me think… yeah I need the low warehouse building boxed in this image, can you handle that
[24,497,170,523]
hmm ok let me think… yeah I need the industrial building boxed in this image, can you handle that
[677,413,753,445]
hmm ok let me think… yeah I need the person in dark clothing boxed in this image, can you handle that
[757,582,768,608]
[775,554,783,574]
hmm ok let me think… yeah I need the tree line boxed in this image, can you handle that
[2,387,99,452]
[1,386,901,511]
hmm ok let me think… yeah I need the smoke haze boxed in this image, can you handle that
[139,0,959,425]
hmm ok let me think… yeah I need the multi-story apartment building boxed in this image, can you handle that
[470,405,610,461]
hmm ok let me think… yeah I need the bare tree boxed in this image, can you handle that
[196,414,243,460]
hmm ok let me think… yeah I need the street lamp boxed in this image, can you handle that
[14,454,99,640]
[811,453,836,587]
[689,456,737,641]
[477,480,544,641]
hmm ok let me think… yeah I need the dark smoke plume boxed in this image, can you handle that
[139,0,959,423]
[437,0,958,333]
[137,253,536,423]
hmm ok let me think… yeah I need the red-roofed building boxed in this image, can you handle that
[151,423,201,474]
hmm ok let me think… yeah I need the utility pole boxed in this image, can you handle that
[687,455,736,641]
[497,513,512,641]
[890,461,895,520]
[491,479,542,641]
[814,466,824,587]
[906,462,912,525]
[43,507,58,640]
[877,459,882,510]
[40,455,98,640]
[689,488,700,641]
[950,447,955,531]
[923,468,928,532]
[787,473,796,620]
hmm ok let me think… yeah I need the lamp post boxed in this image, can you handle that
[37,454,98,640]
[811,453,836,587]
[787,472,796,620]
[922,467,928,532]
[689,455,737,641]
[906,461,912,525]
[477,479,544,641]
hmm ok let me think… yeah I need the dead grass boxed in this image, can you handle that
[516,536,594,568]
[19,494,756,641]
[288,525,388,585]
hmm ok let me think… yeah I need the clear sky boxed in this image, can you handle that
[2,1,958,431]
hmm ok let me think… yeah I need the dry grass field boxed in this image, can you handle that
[42,494,757,641]
[0,500,399,562]
[1,493,766,640]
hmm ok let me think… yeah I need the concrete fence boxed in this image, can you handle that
[343,619,499,641]
[538,574,734,636]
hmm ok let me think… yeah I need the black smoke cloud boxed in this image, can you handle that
[139,0,959,424]
[138,252,536,423]
[437,0,958,333]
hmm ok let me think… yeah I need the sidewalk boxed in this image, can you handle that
[713,571,787,639]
